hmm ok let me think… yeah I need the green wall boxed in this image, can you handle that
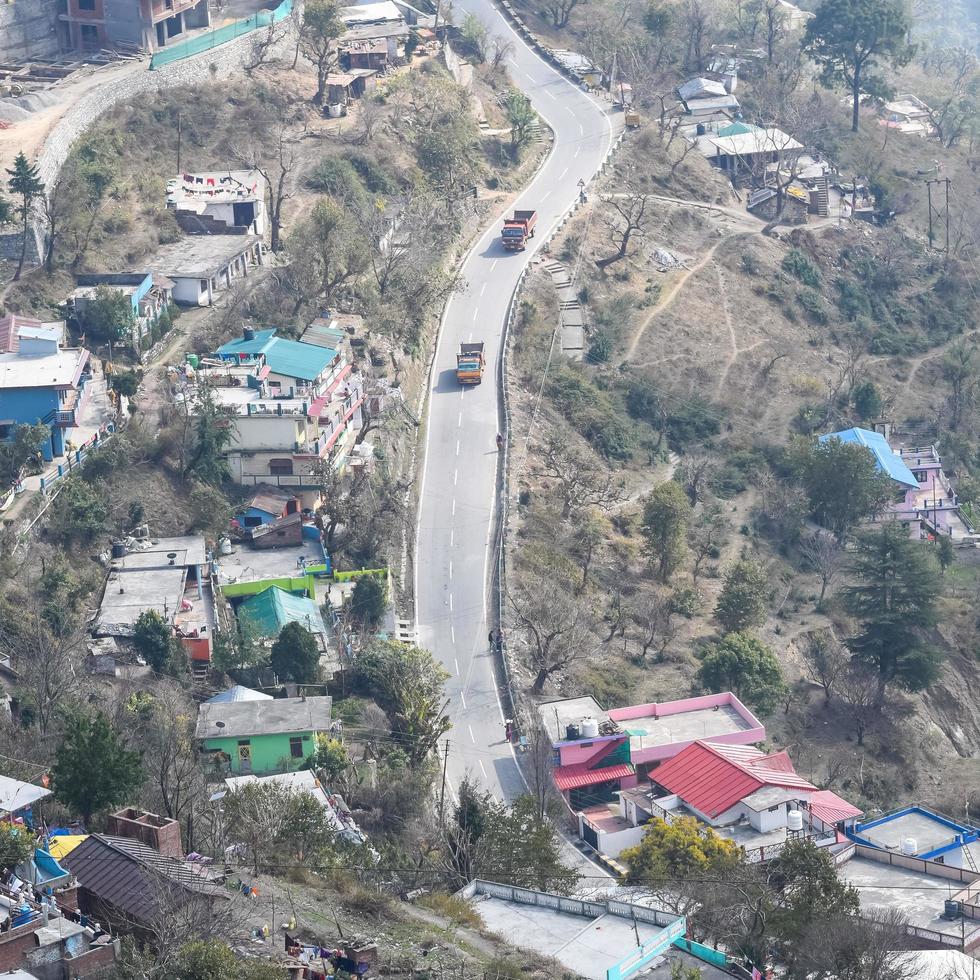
[221,575,316,600]
[202,730,316,774]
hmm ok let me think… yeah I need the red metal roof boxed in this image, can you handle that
[554,762,635,791]
[807,790,863,825]
[652,740,816,818]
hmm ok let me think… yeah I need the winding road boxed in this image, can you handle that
[414,3,620,803]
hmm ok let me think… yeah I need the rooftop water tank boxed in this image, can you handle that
[787,810,803,832]
[243,326,255,341]
[565,723,581,741]
[580,717,600,739]
[111,541,127,560]
[902,837,918,856]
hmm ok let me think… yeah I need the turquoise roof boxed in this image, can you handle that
[216,328,276,356]
[818,428,918,488]
[717,121,755,137]
[215,329,337,382]
[238,586,326,639]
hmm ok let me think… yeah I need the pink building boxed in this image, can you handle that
[538,692,765,813]
[892,444,976,541]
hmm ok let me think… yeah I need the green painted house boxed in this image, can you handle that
[196,695,332,775]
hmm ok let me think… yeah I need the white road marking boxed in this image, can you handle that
[451,628,456,646]
[455,657,459,674]
[458,411,462,427]
[454,469,458,485]
[478,759,487,777]
[456,439,460,455]
[472,308,478,321]
[468,725,475,743]
[579,123,584,135]
[544,88,556,100]
[449,593,454,612]
[574,147,580,157]
[559,167,568,179]
[480,283,487,297]
[450,528,454,546]
[461,691,467,709]
[449,561,453,580]
[491,259,498,270]
[452,499,456,516]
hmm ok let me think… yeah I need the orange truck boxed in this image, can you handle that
[501,209,538,251]
[456,342,485,385]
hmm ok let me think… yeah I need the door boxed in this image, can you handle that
[237,743,252,773]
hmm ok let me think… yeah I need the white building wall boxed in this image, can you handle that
[171,275,208,306]
[230,415,305,452]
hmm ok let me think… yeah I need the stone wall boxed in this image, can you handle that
[1,19,296,273]
[0,0,62,63]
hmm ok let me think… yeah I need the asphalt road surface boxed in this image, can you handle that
[415,4,619,804]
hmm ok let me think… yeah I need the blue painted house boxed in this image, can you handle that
[0,326,90,460]
[70,272,174,349]
[214,327,342,395]
[818,427,919,489]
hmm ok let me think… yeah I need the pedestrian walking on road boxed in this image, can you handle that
[496,433,503,450]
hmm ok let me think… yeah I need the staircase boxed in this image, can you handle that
[813,176,830,217]
[544,260,585,360]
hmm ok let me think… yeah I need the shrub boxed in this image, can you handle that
[587,330,613,363]
[782,249,822,288]
[797,288,828,324]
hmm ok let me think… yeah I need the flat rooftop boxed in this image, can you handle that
[838,857,980,941]
[167,170,262,205]
[539,696,613,743]
[471,895,666,980]
[214,539,324,586]
[115,535,208,569]
[621,703,751,751]
[150,235,261,279]
[94,566,187,634]
[0,347,87,390]
[196,695,332,740]
[856,810,966,855]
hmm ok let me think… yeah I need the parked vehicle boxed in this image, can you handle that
[456,342,485,384]
[501,210,537,251]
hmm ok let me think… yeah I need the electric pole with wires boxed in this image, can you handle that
[926,177,951,253]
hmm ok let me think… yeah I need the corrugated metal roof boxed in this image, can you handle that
[216,328,276,356]
[807,790,863,824]
[62,834,227,924]
[205,685,273,704]
[554,762,635,791]
[818,428,919,488]
[238,586,326,639]
[652,741,815,818]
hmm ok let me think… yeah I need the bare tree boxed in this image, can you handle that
[689,499,731,584]
[799,629,850,704]
[835,662,880,745]
[799,531,843,605]
[568,509,609,591]
[509,574,600,694]
[247,17,287,71]
[631,592,678,661]
[524,723,561,821]
[682,0,712,72]
[542,0,585,28]
[761,0,788,64]
[490,36,515,73]
[599,175,651,267]
[230,109,299,252]
[539,434,626,519]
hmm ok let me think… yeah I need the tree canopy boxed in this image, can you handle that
[132,609,183,675]
[842,522,941,696]
[641,481,692,581]
[803,0,914,131]
[790,438,895,537]
[715,559,769,633]
[697,632,786,714]
[270,621,321,684]
[620,815,742,883]
[350,575,386,627]
[76,284,136,345]
[52,711,143,823]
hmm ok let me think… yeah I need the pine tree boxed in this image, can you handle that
[5,152,44,281]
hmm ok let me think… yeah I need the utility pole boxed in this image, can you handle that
[176,111,182,175]
[438,739,450,828]
[926,176,951,253]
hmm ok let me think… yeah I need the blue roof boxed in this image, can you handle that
[818,427,918,488]
[215,329,337,382]
[264,338,337,382]
[216,328,276,357]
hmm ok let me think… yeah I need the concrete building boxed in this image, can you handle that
[0,326,90,460]
[166,170,266,237]
[847,805,980,871]
[196,695,332,775]
[538,692,765,812]
[460,880,697,980]
[92,535,216,666]
[0,0,63,63]
[149,236,263,306]
[340,0,408,60]
[193,328,364,502]
[60,0,210,53]
[69,272,174,350]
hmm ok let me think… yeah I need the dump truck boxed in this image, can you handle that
[501,209,537,251]
[625,110,641,128]
[456,342,485,385]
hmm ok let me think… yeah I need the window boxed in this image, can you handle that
[79,23,99,48]
[767,805,781,813]
[77,0,95,10]
[289,737,304,758]
[269,458,293,475]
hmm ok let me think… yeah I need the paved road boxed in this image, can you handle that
[415,3,619,803]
